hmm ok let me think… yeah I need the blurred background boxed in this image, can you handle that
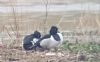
[0,0,100,47]
[0,0,100,62]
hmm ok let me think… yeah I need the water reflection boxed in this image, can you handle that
[0,3,100,13]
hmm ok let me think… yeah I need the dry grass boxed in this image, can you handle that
[1,11,100,48]
[0,43,100,62]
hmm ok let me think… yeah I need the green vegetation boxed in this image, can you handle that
[60,41,100,62]
[61,41,100,53]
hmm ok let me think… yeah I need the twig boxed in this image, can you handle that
[43,0,48,34]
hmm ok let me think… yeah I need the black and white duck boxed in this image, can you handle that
[23,31,41,51]
[35,26,63,51]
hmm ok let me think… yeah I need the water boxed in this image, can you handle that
[0,3,100,13]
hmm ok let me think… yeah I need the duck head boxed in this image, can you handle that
[32,31,41,38]
[49,26,58,35]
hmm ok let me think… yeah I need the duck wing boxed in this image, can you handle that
[34,34,51,48]
[23,35,33,44]
[52,34,61,41]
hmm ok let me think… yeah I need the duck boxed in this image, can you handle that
[35,26,63,51]
[23,31,41,51]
